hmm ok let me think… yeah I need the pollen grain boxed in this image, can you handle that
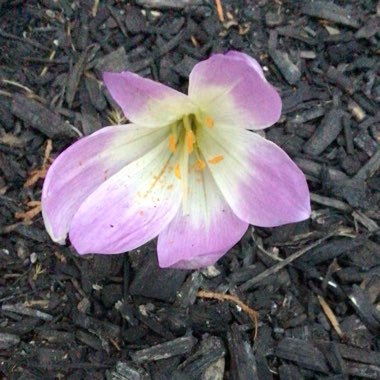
[208,155,224,164]
[168,134,176,152]
[174,163,181,179]
[205,115,214,128]
[195,159,206,171]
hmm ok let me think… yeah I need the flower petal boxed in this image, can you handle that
[69,140,182,254]
[103,72,195,127]
[188,51,282,130]
[42,125,168,244]
[157,163,248,269]
[225,51,266,80]
[198,127,311,227]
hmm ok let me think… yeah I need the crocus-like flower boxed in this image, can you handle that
[42,51,310,269]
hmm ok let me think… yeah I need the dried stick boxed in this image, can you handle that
[197,290,258,340]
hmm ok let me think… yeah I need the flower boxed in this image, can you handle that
[42,51,310,269]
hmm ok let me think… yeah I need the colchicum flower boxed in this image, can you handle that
[42,51,311,269]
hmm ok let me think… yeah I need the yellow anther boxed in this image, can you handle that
[195,159,206,171]
[168,134,176,152]
[186,130,195,154]
[205,115,214,128]
[208,155,224,164]
[174,163,181,179]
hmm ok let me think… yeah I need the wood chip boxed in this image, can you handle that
[302,1,360,28]
[275,338,329,373]
[197,290,258,340]
[227,324,258,380]
[304,108,343,156]
[11,94,75,138]
[2,303,53,321]
[130,336,197,363]
[135,0,203,9]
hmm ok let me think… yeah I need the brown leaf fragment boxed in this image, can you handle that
[15,202,42,223]
[24,139,52,188]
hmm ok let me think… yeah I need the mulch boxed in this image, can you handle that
[0,0,379,379]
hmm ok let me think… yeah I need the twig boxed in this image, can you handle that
[0,29,50,52]
[92,0,100,17]
[197,290,258,340]
[2,303,53,321]
[352,210,379,232]
[318,295,343,338]
[251,228,283,262]
[310,193,351,212]
[40,50,57,77]
[239,232,337,291]
[214,0,225,22]
[0,90,12,97]
[1,79,34,94]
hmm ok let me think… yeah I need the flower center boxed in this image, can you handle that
[167,112,223,178]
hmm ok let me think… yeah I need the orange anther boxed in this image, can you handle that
[186,130,195,154]
[174,163,181,179]
[168,134,176,152]
[195,159,206,171]
[205,115,214,128]
[208,155,224,164]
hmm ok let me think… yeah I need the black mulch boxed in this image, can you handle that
[0,0,379,379]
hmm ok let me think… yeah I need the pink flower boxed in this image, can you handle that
[42,51,310,269]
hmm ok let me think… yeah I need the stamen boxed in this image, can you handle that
[208,155,224,164]
[174,163,181,179]
[186,130,195,154]
[168,134,176,152]
[205,115,214,128]
[195,159,206,171]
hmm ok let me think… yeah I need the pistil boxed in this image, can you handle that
[169,113,222,181]
[185,130,195,153]
[183,115,196,154]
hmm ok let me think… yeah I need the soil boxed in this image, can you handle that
[0,0,379,379]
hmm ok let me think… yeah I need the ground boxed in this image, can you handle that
[0,0,379,379]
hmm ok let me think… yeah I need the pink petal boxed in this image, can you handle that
[198,127,311,227]
[157,166,248,269]
[225,51,266,80]
[42,125,168,244]
[103,72,195,127]
[188,51,282,130]
[69,140,182,254]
